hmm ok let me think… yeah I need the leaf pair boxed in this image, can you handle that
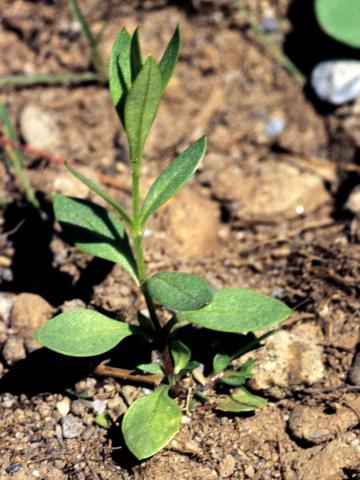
[148,273,291,334]
[109,26,180,162]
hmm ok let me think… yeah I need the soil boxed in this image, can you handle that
[0,1,360,479]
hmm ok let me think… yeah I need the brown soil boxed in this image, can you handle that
[0,1,359,479]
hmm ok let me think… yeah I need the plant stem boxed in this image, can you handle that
[131,157,174,379]
[94,364,162,386]
[0,72,102,86]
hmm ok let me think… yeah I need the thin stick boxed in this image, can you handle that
[0,136,64,164]
[94,364,162,386]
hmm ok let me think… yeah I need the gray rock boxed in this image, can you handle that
[265,116,286,137]
[311,60,360,105]
[61,415,85,438]
[242,330,325,398]
[2,335,26,364]
[20,104,59,150]
[92,399,106,415]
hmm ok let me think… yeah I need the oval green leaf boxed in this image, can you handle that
[212,353,231,374]
[36,309,136,357]
[124,57,162,162]
[315,0,360,48]
[216,387,267,413]
[147,271,213,311]
[159,25,181,91]
[122,385,182,459]
[141,136,207,224]
[178,288,291,333]
[170,340,191,374]
[54,194,138,282]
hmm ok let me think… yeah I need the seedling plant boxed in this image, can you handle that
[36,26,292,460]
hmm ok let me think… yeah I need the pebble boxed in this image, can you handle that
[345,186,360,216]
[70,399,91,416]
[218,454,236,478]
[265,116,286,137]
[245,330,325,398]
[20,104,59,150]
[11,293,54,338]
[61,415,85,439]
[0,294,14,324]
[2,335,26,364]
[92,399,106,415]
[311,60,360,105]
[349,350,360,386]
[121,385,139,405]
[61,298,86,312]
[56,398,71,417]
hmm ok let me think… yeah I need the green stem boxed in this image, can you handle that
[0,72,102,86]
[131,156,174,379]
[68,0,107,75]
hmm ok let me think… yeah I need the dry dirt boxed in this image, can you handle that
[0,1,359,479]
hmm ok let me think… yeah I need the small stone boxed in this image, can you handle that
[2,392,16,408]
[244,330,325,398]
[107,396,127,420]
[20,104,59,150]
[61,299,86,312]
[70,399,91,416]
[92,399,106,415]
[0,321,8,343]
[23,336,42,353]
[218,454,236,478]
[311,60,360,105]
[0,294,14,324]
[11,293,54,338]
[345,186,360,216]
[61,415,85,439]
[56,398,71,417]
[2,335,26,364]
[349,350,360,386]
[121,385,140,405]
[265,116,286,137]
[260,14,279,33]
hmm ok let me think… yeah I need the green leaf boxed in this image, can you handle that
[124,57,162,162]
[36,309,136,357]
[109,27,132,120]
[122,385,182,459]
[53,194,139,282]
[131,27,143,80]
[178,288,291,333]
[170,340,191,374]
[147,271,213,311]
[216,387,267,413]
[315,0,360,48]
[159,25,181,91]
[136,363,164,375]
[137,311,155,334]
[178,360,200,377]
[213,353,231,374]
[141,136,207,224]
[95,413,111,429]
[66,163,132,226]
[220,359,256,387]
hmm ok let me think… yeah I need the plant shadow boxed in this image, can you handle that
[1,195,114,306]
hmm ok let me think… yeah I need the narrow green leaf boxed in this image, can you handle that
[54,194,139,282]
[131,27,143,80]
[36,309,136,357]
[124,57,162,162]
[159,25,181,91]
[213,353,231,374]
[170,340,191,374]
[109,27,132,120]
[141,136,207,224]
[315,0,360,48]
[0,102,18,143]
[147,271,213,311]
[215,387,267,413]
[122,385,182,459]
[220,359,256,387]
[178,360,200,377]
[66,163,132,226]
[178,288,292,333]
[136,363,164,375]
